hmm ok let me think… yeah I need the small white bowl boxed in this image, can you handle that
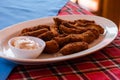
[8,36,46,59]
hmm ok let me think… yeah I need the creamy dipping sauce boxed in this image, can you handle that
[12,37,41,50]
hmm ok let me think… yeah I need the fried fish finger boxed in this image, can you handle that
[62,20,104,34]
[54,30,97,47]
[19,28,49,37]
[86,24,104,34]
[78,30,97,43]
[68,30,97,43]
[54,35,71,47]
[43,40,59,53]
[38,31,54,41]
[62,21,90,29]
[50,24,59,36]
[59,25,86,34]
[59,41,88,55]
[21,25,50,33]
[53,18,75,26]
[74,19,95,27]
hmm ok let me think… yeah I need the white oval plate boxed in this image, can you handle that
[0,15,118,65]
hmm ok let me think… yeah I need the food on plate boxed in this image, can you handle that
[74,30,97,43]
[54,30,97,47]
[49,24,59,36]
[86,24,104,34]
[19,17,104,55]
[53,17,75,26]
[38,31,54,41]
[21,25,50,33]
[43,40,59,53]
[54,18,104,34]
[59,25,86,34]
[74,19,95,26]
[59,42,88,55]
[20,28,49,37]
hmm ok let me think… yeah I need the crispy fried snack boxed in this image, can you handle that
[19,28,49,37]
[38,31,54,41]
[88,29,99,39]
[61,21,104,34]
[77,30,97,43]
[49,24,59,36]
[53,18,75,26]
[74,19,95,27]
[54,35,71,47]
[54,30,97,47]
[86,24,104,34]
[21,25,50,33]
[43,40,59,53]
[59,41,88,55]
[62,22,76,28]
[59,25,86,34]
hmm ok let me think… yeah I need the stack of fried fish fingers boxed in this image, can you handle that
[19,18,104,55]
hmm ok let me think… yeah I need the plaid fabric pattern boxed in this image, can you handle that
[8,1,120,80]
[58,1,93,15]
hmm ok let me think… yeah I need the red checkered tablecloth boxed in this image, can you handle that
[7,1,120,80]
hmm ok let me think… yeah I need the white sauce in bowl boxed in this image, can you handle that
[12,37,41,50]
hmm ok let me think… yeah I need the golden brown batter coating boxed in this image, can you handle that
[74,19,95,27]
[86,24,104,34]
[38,31,54,41]
[59,25,86,34]
[61,22,89,31]
[43,40,59,53]
[53,18,75,26]
[19,28,49,37]
[21,25,50,33]
[88,29,99,39]
[54,35,71,47]
[59,41,88,55]
[49,24,59,36]
[78,30,96,43]
[54,30,97,47]
[60,21,104,36]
